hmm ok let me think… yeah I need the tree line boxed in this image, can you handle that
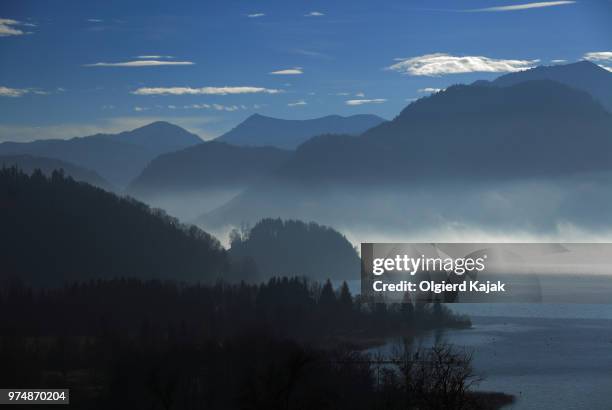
[0,278,507,410]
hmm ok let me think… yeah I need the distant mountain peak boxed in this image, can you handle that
[138,120,180,129]
[125,121,198,136]
[392,79,607,122]
[217,113,386,149]
[0,121,203,188]
[485,60,612,111]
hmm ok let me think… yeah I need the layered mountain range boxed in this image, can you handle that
[2,61,611,231]
[0,121,202,188]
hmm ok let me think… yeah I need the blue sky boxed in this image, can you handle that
[0,0,611,141]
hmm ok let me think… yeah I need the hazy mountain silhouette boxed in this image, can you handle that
[0,121,202,187]
[228,218,360,281]
[216,113,386,149]
[128,141,291,196]
[101,121,202,152]
[480,61,612,111]
[282,80,612,183]
[0,167,227,286]
[201,80,612,228]
[0,154,111,190]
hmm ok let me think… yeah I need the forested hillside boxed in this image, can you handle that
[0,167,228,285]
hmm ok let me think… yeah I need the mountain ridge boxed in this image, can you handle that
[0,121,202,188]
[200,79,612,228]
[283,80,612,183]
[216,113,386,149]
[0,154,112,190]
[475,60,612,111]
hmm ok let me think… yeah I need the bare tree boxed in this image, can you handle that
[392,339,482,410]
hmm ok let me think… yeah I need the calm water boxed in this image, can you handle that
[375,305,612,410]
[340,277,612,408]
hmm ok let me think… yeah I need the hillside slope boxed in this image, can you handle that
[0,167,227,285]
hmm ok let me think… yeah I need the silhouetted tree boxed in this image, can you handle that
[229,218,360,281]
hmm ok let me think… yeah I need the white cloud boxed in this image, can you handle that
[87,19,103,23]
[0,86,49,97]
[270,67,303,75]
[247,13,265,18]
[288,100,307,107]
[0,86,29,97]
[550,59,567,63]
[84,60,194,67]
[135,103,246,112]
[583,52,612,72]
[305,11,325,17]
[212,104,239,111]
[345,98,387,106]
[355,92,365,97]
[132,86,281,96]
[418,87,443,93]
[468,1,575,12]
[184,103,211,109]
[388,53,538,76]
[0,18,27,37]
[335,92,350,96]
[584,51,612,62]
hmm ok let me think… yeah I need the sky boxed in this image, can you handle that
[0,0,611,141]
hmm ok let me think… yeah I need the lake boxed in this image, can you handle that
[373,304,612,409]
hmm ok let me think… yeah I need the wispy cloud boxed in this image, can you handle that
[247,13,265,18]
[388,53,538,76]
[132,86,281,96]
[418,87,443,93]
[269,67,303,75]
[288,100,307,107]
[182,103,254,111]
[584,51,612,72]
[0,86,49,97]
[584,51,612,62]
[211,104,240,111]
[84,60,194,67]
[0,18,30,37]
[355,92,365,97]
[291,49,331,59]
[87,19,103,23]
[305,11,325,17]
[137,103,244,112]
[0,86,29,97]
[467,1,575,12]
[345,98,386,106]
[550,59,567,63]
